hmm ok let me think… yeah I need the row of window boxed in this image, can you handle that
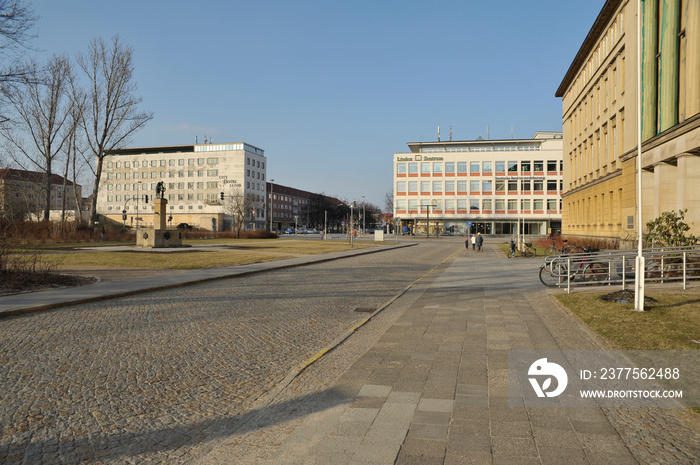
[396,160,563,176]
[396,198,561,212]
[420,145,541,153]
[107,158,223,169]
[104,180,265,195]
[397,179,563,194]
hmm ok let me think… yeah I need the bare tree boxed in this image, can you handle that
[0,54,76,220]
[384,191,393,214]
[223,188,252,238]
[0,0,37,122]
[75,35,153,223]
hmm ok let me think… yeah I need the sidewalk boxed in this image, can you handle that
[0,243,412,318]
[195,243,700,465]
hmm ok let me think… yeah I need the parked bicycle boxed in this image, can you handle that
[509,241,536,258]
[543,237,584,256]
[539,253,609,287]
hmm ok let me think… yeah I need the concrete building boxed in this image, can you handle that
[0,168,82,221]
[556,0,700,241]
[97,142,267,231]
[392,132,563,236]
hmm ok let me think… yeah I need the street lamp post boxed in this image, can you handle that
[269,179,275,233]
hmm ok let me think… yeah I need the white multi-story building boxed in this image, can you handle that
[393,132,563,236]
[97,142,267,231]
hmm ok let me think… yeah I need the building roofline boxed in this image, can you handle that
[104,142,265,156]
[555,0,621,98]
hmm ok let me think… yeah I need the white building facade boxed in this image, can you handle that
[97,142,267,231]
[393,132,564,236]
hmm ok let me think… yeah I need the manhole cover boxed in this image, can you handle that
[354,308,376,313]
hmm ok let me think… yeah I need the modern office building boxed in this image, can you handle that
[96,141,267,230]
[556,0,700,241]
[0,168,82,221]
[393,132,563,236]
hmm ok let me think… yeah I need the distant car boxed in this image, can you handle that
[307,228,318,234]
[176,223,194,230]
[285,228,296,234]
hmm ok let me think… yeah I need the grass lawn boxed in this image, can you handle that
[37,239,387,269]
[554,290,700,351]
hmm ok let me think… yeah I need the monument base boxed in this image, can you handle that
[136,228,183,248]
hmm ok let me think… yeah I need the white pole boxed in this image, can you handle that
[634,0,645,311]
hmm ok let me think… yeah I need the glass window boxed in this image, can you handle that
[457,161,468,173]
[408,163,418,174]
[495,180,506,191]
[534,179,544,191]
[445,199,455,211]
[432,162,442,174]
[408,199,418,211]
[547,160,558,171]
[457,199,467,210]
[521,180,531,191]
[508,199,517,210]
[408,181,418,193]
[534,160,544,171]
[421,181,430,192]
[496,199,505,210]
[547,180,558,191]
[482,180,492,191]
[151,160,157,167]
[482,161,492,174]
[160,160,166,167]
[421,162,431,174]
[470,199,479,211]
[396,181,406,193]
[521,160,531,171]
[457,180,467,192]
[433,181,442,192]
[508,161,518,172]
[521,199,531,210]
[445,162,455,174]
[482,199,492,210]
[508,180,518,192]
[534,199,544,210]
[169,160,175,166]
[470,180,480,192]
[547,199,558,211]
[496,161,505,172]
[396,199,406,210]
[133,161,139,167]
[397,163,406,175]
[445,180,455,192]
[470,161,480,173]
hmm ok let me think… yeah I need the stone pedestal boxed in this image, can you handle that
[136,228,183,248]
[136,197,183,248]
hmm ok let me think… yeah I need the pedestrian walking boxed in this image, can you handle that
[465,237,469,250]
[471,234,476,251]
[509,238,516,258]
[476,232,484,252]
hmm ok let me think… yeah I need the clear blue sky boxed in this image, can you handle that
[29,0,604,209]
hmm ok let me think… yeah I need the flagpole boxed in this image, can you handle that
[634,0,645,311]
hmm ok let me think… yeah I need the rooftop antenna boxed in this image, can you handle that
[511,125,514,139]
[195,136,198,144]
[204,135,208,144]
[487,125,490,140]
[438,125,441,141]
[450,126,453,141]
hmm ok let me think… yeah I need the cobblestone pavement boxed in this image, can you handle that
[0,241,456,464]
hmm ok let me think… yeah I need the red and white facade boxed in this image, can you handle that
[393,132,563,236]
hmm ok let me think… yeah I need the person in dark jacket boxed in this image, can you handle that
[476,232,484,252]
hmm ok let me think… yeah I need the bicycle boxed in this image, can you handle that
[543,237,583,256]
[539,252,609,287]
[509,241,536,258]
